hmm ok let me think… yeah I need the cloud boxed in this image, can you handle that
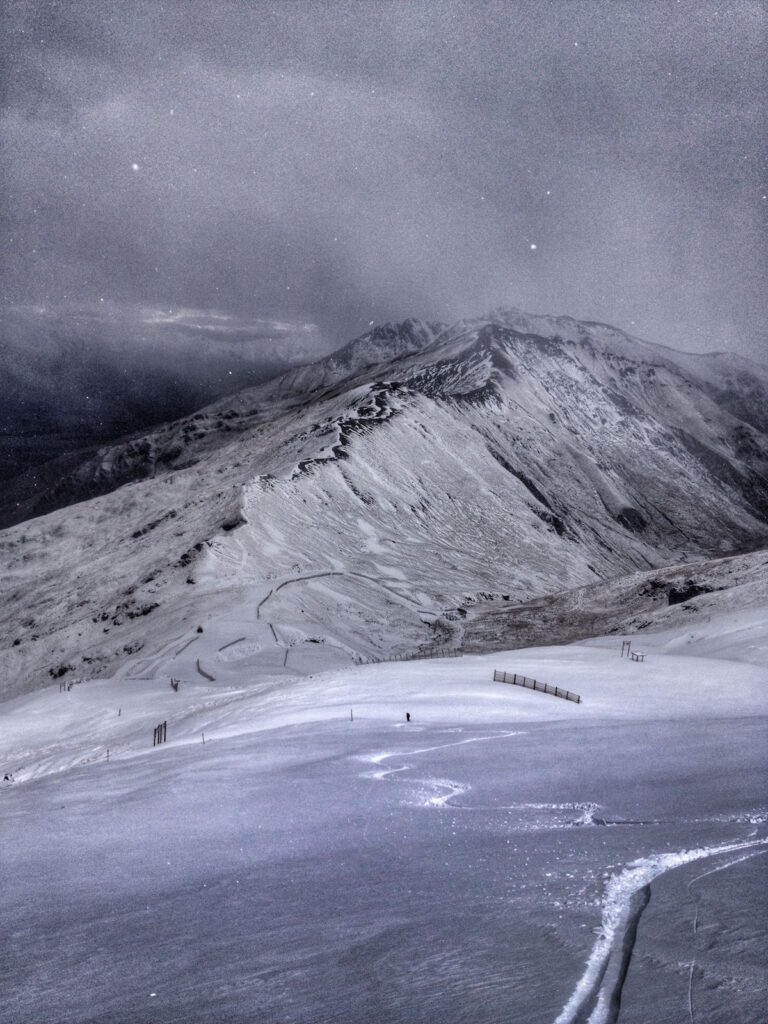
[140,307,321,343]
[1,1,766,359]
[0,301,326,478]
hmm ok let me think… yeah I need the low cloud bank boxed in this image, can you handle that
[0,303,328,480]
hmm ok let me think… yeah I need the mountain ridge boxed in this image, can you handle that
[3,307,766,531]
[1,308,766,698]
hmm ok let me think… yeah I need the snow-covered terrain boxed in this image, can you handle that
[2,605,766,1023]
[1,308,766,1021]
[1,310,766,700]
[464,547,768,661]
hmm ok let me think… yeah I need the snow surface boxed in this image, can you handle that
[2,605,766,1023]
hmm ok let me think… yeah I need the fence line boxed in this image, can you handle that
[196,658,216,681]
[493,669,581,704]
[358,647,463,666]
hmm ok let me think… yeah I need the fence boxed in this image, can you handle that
[196,658,216,681]
[493,669,581,704]
[359,648,463,665]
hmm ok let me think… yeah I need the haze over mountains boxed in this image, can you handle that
[0,303,323,483]
[1,308,767,699]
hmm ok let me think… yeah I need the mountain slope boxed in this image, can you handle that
[0,305,322,484]
[461,546,768,658]
[0,310,766,698]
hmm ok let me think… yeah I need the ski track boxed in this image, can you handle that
[685,846,768,1024]
[122,632,187,679]
[553,836,768,1024]
[255,569,429,623]
[360,730,523,807]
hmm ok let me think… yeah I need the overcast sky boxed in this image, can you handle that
[1,0,766,360]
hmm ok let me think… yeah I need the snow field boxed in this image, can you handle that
[2,606,766,1023]
[3,608,766,786]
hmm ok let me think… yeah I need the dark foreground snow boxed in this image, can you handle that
[3,694,766,1023]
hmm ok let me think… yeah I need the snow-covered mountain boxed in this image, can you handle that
[1,309,766,698]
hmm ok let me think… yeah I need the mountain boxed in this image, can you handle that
[0,304,322,483]
[461,546,768,658]
[0,309,766,699]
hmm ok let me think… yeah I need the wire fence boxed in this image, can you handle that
[357,648,463,665]
[493,669,581,704]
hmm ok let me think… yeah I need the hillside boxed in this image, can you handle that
[1,310,766,699]
[0,305,322,484]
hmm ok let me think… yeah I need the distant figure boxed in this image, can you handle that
[406,712,411,723]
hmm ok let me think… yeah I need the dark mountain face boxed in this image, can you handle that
[0,306,322,483]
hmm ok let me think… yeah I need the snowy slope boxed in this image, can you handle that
[463,547,768,660]
[1,310,767,699]
[3,598,767,787]
[2,613,767,1023]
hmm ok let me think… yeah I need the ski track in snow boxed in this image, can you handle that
[553,836,768,1024]
[121,632,187,679]
[255,568,428,616]
[359,730,523,807]
[685,846,768,1024]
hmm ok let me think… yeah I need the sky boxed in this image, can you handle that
[1,0,767,361]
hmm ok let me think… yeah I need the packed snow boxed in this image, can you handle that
[2,603,766,1023]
